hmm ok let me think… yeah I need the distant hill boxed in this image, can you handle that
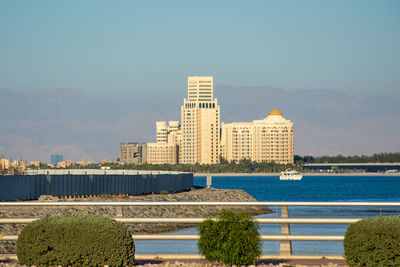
[0,86,399,162]
[215,85,400,157]
[0,88,174,162]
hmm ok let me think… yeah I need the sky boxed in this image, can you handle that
[1,0,399,98]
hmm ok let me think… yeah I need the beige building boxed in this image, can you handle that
[0,158,10,170]
[147,143,178,164]
[57,161,66,168]
[29,161,40,167]
[181,76,221,164]
[147,121,181,164]
[119,143,147,164]
[144,76,295,165]
[221,109,294,164]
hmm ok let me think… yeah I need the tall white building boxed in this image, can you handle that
[180,76,221,164]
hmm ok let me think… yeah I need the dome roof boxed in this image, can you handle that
[268,108,282,116]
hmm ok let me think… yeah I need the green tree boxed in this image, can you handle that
[198,210,261,266]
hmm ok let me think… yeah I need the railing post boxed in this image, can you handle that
[206,175,212,188]
[116,206,123,217]
[279,205,292,255]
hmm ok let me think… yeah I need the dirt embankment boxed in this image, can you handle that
[0,188,271,254]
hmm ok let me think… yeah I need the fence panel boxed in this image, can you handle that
[0,173,193,201]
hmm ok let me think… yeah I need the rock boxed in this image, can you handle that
[38,195,60,201]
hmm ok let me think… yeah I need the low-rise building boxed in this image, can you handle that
[119,143,147,164]
[57,161,66,168]
[147,143,179,164]
[29,161,40,167]
[147,121,181,164]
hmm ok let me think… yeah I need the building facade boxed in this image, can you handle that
[0,158,9,170]
[50,154,63,166]
[180,76,221,164]
[221,109,294,164]
[147,121,181,164]
[119,143,147,164]
[147,143,179,164]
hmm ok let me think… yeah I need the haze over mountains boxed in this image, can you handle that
[1,86,399,162]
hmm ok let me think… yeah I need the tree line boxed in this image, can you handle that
[294,152,400,164]
[28,152,399,174]
[111,158,297,173]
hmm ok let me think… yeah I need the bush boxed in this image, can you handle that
[198,209,261,266]
[17,215,135,267]
[344,216,400,267]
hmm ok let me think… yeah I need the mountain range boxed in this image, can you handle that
[1,86,399,162]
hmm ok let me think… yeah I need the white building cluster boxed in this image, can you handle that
[124,76,294,165]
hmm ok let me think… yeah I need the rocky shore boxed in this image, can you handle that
[0,188,271,255]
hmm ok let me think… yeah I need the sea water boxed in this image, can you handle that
[135,175,400,255]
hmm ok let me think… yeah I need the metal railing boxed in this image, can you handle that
[1,201,400,260]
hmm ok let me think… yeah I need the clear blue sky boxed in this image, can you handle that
[1,0,399,98]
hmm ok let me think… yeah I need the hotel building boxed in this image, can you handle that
[144,76,294,165]
[147,121,181,164]
[221,109,294,164]
[180,76,221,164]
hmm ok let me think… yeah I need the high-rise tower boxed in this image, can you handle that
[180,76,221,164]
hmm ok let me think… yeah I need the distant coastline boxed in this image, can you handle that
[194,172,400,177]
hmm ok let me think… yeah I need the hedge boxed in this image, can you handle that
[198,209,261,266]
[17,215,135,267]
[344,216,400,267]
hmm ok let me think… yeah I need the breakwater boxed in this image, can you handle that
[0,188,271,255]
[0,171,193,201]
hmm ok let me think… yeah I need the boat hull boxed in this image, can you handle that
[279,175,303,180]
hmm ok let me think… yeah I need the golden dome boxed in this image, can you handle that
[268,108,282,116]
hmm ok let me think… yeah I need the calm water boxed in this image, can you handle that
[136,175,400,255]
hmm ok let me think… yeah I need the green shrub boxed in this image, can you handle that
[344,216,400,267]
[198,209,261,266]
[17,215,135,267]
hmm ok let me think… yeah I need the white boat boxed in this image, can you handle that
[280,169,303,180]
[385,169,399,174]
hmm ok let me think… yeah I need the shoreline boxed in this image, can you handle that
[194,172,400,177]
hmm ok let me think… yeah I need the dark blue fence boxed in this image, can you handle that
[0,173,193,201]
